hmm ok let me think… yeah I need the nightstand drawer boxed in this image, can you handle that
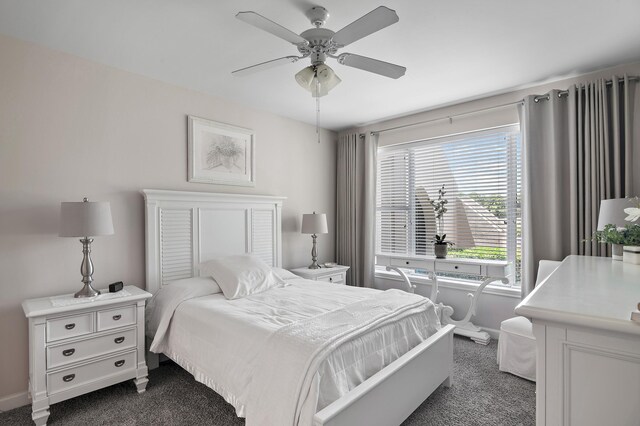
[318,273,344,284]
[47,328,137,370]
[47,313,95,342]
[97,305,136,331]
[47,350,136,395]
[436,262,482,275]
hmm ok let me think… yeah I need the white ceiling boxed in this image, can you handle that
[1,0,639,131]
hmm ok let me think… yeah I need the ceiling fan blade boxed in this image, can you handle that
[236,11,307,45]
[338,53,406,79]
[332,6,399,47]
[232,56,300,76]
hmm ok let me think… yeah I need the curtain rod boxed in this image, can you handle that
[370,100,524,136]
[371,75,638,135]
[533,75,639,103]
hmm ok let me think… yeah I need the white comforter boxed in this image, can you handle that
[147,278,440,426]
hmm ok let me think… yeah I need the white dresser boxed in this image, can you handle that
[515,256,640,426]
[290,265,350,284]
[22,286,152,425]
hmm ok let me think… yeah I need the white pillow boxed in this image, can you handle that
[199,255,285,300]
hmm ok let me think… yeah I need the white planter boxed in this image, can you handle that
[434,244,448,259]
[622,246,640,264]
[612,243,624,261]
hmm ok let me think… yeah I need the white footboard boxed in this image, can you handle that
[313,324,455,426]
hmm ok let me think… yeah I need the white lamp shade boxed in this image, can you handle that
[315,64,341,91]
[597,198,637,230]
[301,213,328,234]
[59,200,114,237]
[295,66,315,89]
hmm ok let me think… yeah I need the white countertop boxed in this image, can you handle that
[515,255,640,335]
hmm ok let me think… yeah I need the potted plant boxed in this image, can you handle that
[622,224,640,264]
[433,233,454,259]
[593,224,626,261]
[430,185,454,258]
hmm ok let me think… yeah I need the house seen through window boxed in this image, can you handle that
[376,124,522,285]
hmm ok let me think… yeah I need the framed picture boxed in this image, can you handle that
[187,116,256,186]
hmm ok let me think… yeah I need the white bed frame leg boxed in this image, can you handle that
[443,376,453,388]
[146,337,159,370]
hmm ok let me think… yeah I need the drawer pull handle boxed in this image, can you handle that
[65,323,76,330]
[114,337,125,344]
[63,374,75,382]
[114,360,125,368]
[112,315,122,321]
[454,265,459,269]
[406,261,410,265]
[62,348,75,357]
[329,277,333,282]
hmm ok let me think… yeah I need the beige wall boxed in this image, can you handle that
[0,34,337,401]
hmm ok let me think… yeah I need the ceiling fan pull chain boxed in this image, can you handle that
[316,78,321,143]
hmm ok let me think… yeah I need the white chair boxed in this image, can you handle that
[497,260,562,381]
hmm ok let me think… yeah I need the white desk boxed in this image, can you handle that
[516,255,640,426]
[376,254,511,344]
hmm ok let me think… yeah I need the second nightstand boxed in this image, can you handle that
[290,265,350,284]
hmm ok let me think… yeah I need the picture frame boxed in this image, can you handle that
[187,115,256,187]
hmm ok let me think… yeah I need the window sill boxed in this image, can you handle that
[375,270,522,299]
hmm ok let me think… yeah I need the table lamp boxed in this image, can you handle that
[59,197,114,297]
[301,212,328,269]
[597,198,637,230]
[597,198,636,261]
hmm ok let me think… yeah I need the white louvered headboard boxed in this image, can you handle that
[143,189,285,294]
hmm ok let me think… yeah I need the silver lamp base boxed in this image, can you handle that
[74,283,101,298]
[74,237,101,298]
[308,233,321,269]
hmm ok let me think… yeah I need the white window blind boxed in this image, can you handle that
[376,124,522,282]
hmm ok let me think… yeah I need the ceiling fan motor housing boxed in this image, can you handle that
[298,27,338,62]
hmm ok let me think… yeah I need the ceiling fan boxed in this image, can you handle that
[232,5,406,97]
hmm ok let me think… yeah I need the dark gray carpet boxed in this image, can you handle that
[1,337,534,425]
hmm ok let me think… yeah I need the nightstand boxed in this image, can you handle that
[290,265,350,284]
[22,286,152,426]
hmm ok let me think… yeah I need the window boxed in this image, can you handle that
[376,124,522,284]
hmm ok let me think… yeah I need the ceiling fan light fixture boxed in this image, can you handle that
[295,64,341,97]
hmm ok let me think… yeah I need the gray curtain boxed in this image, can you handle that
[520,76,636,297]
[336,132,377,287]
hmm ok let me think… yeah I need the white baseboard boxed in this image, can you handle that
[0,391,29,412]
[483,327,500,340]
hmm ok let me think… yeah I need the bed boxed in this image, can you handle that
[143,189,455,426]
